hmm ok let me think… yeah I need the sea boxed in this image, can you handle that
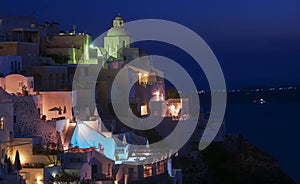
[225,102,300,183]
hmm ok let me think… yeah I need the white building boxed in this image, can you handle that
[0,74,34,95]
[104,16,130,59]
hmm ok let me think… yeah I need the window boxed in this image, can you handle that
[49,74,54,89]
[0,116,5,130]
[18,81,23,87]
[62,73,66,88]
[55,73,60,89]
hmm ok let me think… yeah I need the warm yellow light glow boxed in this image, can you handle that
[138,73,142,84]
[8,151,26,166]
[36,176,43,184]
[19,155,24,165]
[139,73,149,84]
[141,105,148,116]
[170,105,176,114]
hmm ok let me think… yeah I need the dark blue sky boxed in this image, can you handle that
[1,0,300,88]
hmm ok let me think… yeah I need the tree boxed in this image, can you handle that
[14,150,22,171]
[3,154,8,164]
[7,157,12,173]
[14,150,22,182]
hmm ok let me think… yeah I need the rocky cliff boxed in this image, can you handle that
[173,134,295,184]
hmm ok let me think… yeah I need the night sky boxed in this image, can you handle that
[1,1,300,182]
[1,0,300,88]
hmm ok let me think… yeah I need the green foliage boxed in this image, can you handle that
[7,157,12,173]
[47,172,80,183]
[47,155,59,166]
[166,88,179,99]
[34,162,46,168]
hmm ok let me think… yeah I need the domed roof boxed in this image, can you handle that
[107,16,129,37]
[114,16,123,20]
[107,26,129,37]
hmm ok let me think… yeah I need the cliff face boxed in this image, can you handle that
[173,134,295,184]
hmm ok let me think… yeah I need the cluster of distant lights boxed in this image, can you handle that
[197,86,297,94]
[58,32,86,36]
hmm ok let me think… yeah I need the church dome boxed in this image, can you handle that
[106,16,129,37]
[114,16,123,20]
[107,26,129,37]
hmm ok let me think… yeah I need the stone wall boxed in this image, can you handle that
[12,96,39,137]
[36,121,58,146]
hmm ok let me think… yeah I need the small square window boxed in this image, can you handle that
[18,81,23,87]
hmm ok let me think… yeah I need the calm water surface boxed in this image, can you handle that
[225,102,300,183]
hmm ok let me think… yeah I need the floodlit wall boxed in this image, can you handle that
[20,166,60,184]
[1,74,34,94]
[6,138,55,165]
[40,91,75,120]
[20,168,43,184]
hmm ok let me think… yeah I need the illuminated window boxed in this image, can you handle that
[0,116,5,130]
[141,105,148,116]
[141,74,148,84]
[144,165,153,177]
